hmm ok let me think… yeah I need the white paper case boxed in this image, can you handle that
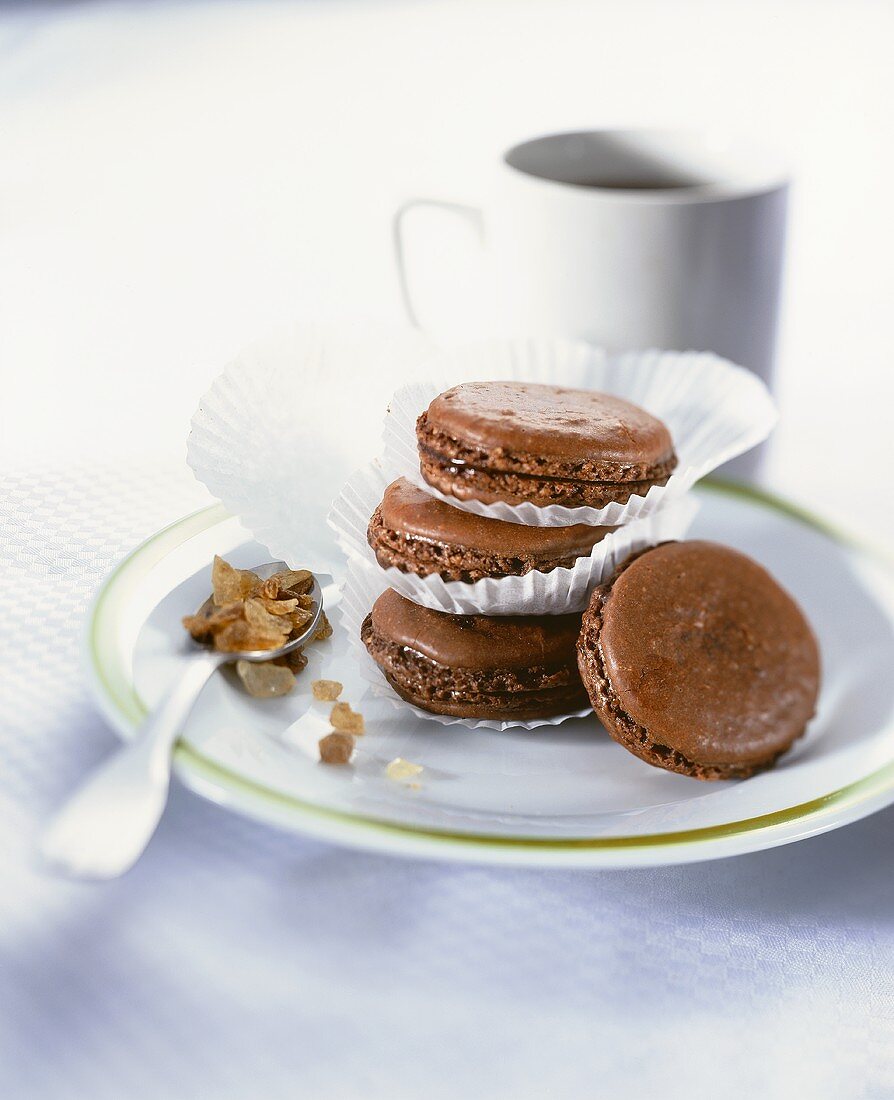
[339,556,593,731]
[329,461,699,615]
[186,323,434,571]
[382,340,777,527]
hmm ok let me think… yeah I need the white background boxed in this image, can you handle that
[1,3,893,1098]
[2,0,893,540]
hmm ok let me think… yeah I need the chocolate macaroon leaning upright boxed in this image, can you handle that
[362,588,589,720]
[368,478,618,582]
[577,541,821,780]
[416,381,677,508]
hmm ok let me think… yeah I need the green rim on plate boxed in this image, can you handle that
[87,481,894,852]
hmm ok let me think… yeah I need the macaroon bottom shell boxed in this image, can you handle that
[384,673,589,720]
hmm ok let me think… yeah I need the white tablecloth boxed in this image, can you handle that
[2,2,893,1097]
[3,463,893,1100]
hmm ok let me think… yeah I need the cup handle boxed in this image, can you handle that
[392,198,485,329]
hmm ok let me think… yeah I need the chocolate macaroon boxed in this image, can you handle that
[577,541,821,780]
[416,381,677,509]
[368,477,617,582]
[362,588,589,720]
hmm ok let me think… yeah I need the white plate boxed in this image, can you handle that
[86,482,894,868]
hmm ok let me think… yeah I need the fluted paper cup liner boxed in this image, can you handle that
[328,460,699,615]
[186,323,434,571]
[339,556,593,731]
[381,340,777,527]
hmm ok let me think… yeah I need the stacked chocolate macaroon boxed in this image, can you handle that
[354,377,822,780]
[414,380,678,509]
[361,380,679,723]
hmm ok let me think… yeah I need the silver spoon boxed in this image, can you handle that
[40,561,323,880]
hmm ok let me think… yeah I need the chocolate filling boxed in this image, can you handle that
[418,442,672,490]
[416,414,678,484]
[420,452,666,508]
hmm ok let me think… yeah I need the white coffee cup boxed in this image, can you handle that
[394,129,788,473]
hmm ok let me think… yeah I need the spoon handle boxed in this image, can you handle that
[40,651,223,880]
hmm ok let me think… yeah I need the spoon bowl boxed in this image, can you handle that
[190,560,325,664]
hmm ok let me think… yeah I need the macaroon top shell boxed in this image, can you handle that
[370,588,582,670]
[597,540,821,770]
[378,478,615,557]
[425,380,674,466]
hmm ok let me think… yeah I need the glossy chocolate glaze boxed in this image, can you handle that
[425,381,674,466]
[370,588,582,670]
[378,478,613,557]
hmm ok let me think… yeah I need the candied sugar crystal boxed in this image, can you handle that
[244,598,291,636]
[212,555,258,606]
[319,731,354,765]
[312,679,343,701]
[259,596,299,617]
[205,601,244,629]
[256,577,281,600]
[330,702,364,734]
[236,660,296,698]
[182,600,242,641]
[314,611,333,641]
[186,556,322,655]
[288,606,315,632]
[271,568,313,595]
[181,614,208,641]
[275,647,308,674]
[386,758,423,781]
[215,616,286,652]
